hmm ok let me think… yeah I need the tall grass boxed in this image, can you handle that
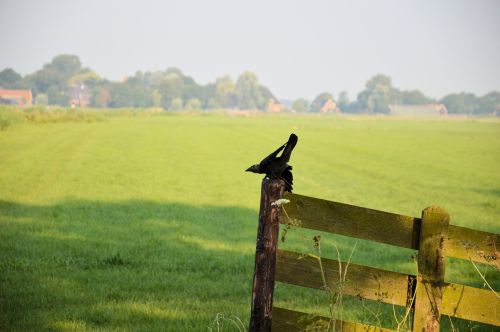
[0,105,171,130]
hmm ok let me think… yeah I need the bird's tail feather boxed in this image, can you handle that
[281,134,298,163]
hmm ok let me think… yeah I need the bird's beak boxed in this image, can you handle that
[245,165,257,172]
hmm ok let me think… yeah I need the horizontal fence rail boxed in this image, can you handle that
[276,249,499,326]
[276,250,409,307]
[281,192,499,268]
[441,283,499,326]
[447,225,499,268]
[249,180,499,331]
[272,307,395,332]
[281,192,421,249]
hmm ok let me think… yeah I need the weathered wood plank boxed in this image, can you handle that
[276,250,409,307]
[412,206,449,332]
[249,179,285,332]
[441,283,500,326]
[272,306,395,332]
[281,193,420,249]
[276,250,500,327]
[447,225,499,268]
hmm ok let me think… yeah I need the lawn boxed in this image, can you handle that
[0,111,499,331]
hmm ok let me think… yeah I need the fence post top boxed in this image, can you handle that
[422,206,450,218]
[262,177,285,186]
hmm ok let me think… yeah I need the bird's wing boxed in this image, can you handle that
[259,143,286,168]
[280,133,298,163]
[281,167,293,192]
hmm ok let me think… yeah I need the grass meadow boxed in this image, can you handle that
[0,109,499,331]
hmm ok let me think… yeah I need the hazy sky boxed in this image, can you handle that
[1,0,499,100]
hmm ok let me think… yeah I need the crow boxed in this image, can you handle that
[245,133,298,192]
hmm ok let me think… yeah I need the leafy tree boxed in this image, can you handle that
[170,97,183,111]
[186,98,201,111]
[206,98,219,109]
[25,68,61,95]
[144,71,164,88]
[1,54,286,110]
[357,74,432,113]
[68,70,100,86]
[356,89,370,112]
[357,74,396,113]
[440,92,478,114]
[181,77,203,104]
[310,92,333,112]
[199,83,215,108]
[133,87,153,108]
[22,55,84,105]
[366,74,392,90]
[343,101,364,113]
[109,83,134,107]
[165,67,183,76]
[476,91,500,115]
[46,85,69,106]
[366,84,393,114]
[159,71,184,109]
[0,68,23,88]
[47,54,82,79]
[215,75,236,108]
[291,98,309,112]
[259,86,277,109]
[109,81,152,108]
[35,93,49,105]
[337,91,349,111]
[235,71,264,110]
[397,89,433,104]
[152,89,162,108]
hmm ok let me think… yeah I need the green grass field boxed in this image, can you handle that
[1,111,499,331]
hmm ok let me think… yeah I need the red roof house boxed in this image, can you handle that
[0,89,33,106]
[70,83,91,108]
[321,99,339,114]
[267,99,286,113]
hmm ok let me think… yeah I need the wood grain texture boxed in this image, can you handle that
[447,225,499,268]
[441,283,499,326]
[281,192,420,249]
[412,206,449,332]
[269,192,500,329]
[272,306,395,332]
[276,250,409,306]
[249,178,285,332]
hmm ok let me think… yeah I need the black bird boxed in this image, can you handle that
[245,133,298,192]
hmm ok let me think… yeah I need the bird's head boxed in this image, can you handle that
[245,164,260,173]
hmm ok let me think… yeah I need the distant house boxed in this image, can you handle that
[70,83,91,108]
[267,99,286,113]
[389,103,447,117]
[321,99,339,114]
[0,89,33,106]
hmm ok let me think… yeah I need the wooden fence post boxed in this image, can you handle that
[412,206,450,332]
[249,178,285,332]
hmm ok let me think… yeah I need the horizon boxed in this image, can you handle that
[1,0,499,101]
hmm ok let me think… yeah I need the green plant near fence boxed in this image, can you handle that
[249,179,499,331]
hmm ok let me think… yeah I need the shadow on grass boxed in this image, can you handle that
[1,199,497,331]
[471,187,500,197]
[0,199,258,331]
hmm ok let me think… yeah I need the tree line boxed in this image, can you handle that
[0,54,498,115]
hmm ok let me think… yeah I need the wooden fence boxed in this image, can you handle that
[249,179,499,331]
